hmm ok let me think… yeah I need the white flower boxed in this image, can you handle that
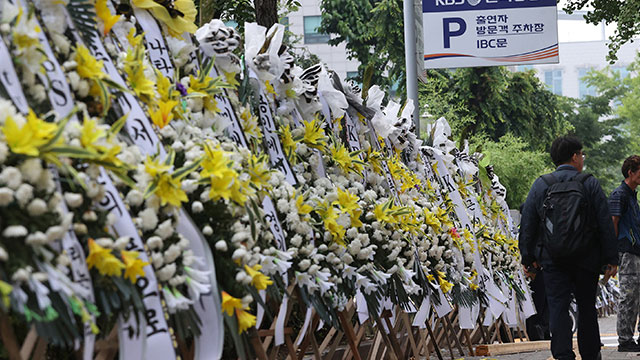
[186,277,211,299]
[155,220,173,240]
[0,166,21,189]
[12,268,30,283]
[73,223,88,235]
[25,231,47,246]
[0,142,8,164]
[184,266,211,283]
[298,259,311,271]
[124,189,144,207]
[82,210,98,222]
[139,208,158,231]
[63,192,83,208]
[3,225,27,238]
[0,246,7,261]
[114,236,130,250]
[96,237,114,248]
[151,252,164,268]
[15,183,34,207]
[202,225,213,236]
[19,159,43,183]
[163,244,182,264]
[26,199,47,216]
[191,201,204,213]
[0,187,14,206]
[215,240,228,252]
[157,263,177,281]
[168,275,186,287]
[147,236,164,250]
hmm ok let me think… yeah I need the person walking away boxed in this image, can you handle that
[609,155,640,352]
[519,136,618,360]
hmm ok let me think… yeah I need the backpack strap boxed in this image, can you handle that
[574,172,593,184]
[540,173,558,187]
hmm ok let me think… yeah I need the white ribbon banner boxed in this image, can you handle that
[131,7,175,79]
[0,37,29,114]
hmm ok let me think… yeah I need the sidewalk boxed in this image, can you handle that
[462,315,640,359]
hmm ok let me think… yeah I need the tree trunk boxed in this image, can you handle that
[254,0,278,28]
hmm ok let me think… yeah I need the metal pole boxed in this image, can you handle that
[403,0,421,136]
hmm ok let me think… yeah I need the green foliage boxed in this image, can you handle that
[319,0,405,96]
[421,67,572,151]
[479,134,553,208]
[196,0,255,29]
[563,0,640,62]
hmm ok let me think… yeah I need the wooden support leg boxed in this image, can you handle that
[424,317,444,360]
[338,310,362,360]
[443,314,465,357]
[0,312,23,360]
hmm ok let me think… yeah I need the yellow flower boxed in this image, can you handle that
[86,239,125,277]
[373,202,397,224]
[366,149,384,175]
[132,0,198,37]
[75,45,106,80]
[229,178,251,206]
[208,174,234,202]
[302,118,326,149]
[96,0,121,35]
[150,100,178,129]
[247,154,271,192]
[294,192,312,215]
[424,209,441,231]
[221,291,243,316]
[265,80,276,95]
[236,308,256,334]
[126,28,143,48]
[350,209,363,228]
[155,70,173,101]
[121,250,149,283]
[469,283,479,291]
[244,264,273,290]
[280,124,297,157]
[331,143,353,173]
[440,279,454,293]
[0,280,12,308]
[188,74,221,113]
[200,143,231,179]
[144,157,172,178]
[239,108,262,143]
[1,111,56,156]
[99,255,126,277]
[125,64,155,100]
[155,174,188,207]
[335,188,359,213]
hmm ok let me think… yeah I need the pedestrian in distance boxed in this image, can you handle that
[609,155,640,352]
[519,135,618,360]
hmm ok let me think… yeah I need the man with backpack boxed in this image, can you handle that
[609,155,640,352]
[519,136,618,360]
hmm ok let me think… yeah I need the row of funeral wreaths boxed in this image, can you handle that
[0,0,533,358]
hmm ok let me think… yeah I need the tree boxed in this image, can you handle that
[420,67,572,151]
[564,0,640,62]
[480,134,552,208]
[319,0,406,94]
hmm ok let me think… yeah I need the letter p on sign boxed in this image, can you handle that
[443,17,466,48]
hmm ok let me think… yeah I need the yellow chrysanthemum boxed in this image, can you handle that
[280,124,297,157]
[188,74,221,113]
[155,174,188,207]
[247,154,271,192]
[221,291,243,316]
[294,192,312,215]
[373,203,397,224]
[335,188,359,213]
[86,239,125,277]
[244,264,273,290]
[0,280,12,308]
[121,250,149,283]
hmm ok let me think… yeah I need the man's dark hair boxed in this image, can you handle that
[621,155,640,178]
[550,136,583,166]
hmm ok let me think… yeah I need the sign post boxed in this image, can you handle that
[422,0,559,68]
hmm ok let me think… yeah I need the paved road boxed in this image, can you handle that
[461,315,640,360]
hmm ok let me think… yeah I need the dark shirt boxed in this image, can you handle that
[518,165,618,272]
[609,181,640,255]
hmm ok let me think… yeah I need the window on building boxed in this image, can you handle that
[612,66,630,79]
[578,68,597,98]
[516,65,534,72]
[544,69,562,95]
[346,71,358,80]
[304,16,330,44]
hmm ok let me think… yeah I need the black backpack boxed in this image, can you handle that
[539,173,593,259]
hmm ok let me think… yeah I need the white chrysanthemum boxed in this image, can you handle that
[139,208,159,231]
[25,231,47,245]
[114,236,130,250]
[73,223,88,235]
[15,183,33,207]
[215,240,228,252]
[163,244,182,264]
[202,225,213,236]
[3,225,27,238]
[27,198,48,216]
[156,263,177,282]
[82,210,98,222]
[0,246,7,261]
[63,192,83,208]
[155,219,173,240]
[147,236,163,250]
[18,159,43,184]
[0,187,13,206]
[151,252,164,269]
[125,189,144,207]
